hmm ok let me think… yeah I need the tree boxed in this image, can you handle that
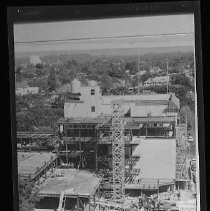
[125,61,137,75]
[18,177,40,211]
[35,63,44,69]
[47,68,57,92]
[16,111,36,131]
[170,73,192,89]
[179,106,195,136]
[139,72,152,83]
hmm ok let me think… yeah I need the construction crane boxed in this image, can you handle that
[111,100,126,203]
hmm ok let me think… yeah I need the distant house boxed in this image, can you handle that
[16,87,39,96]
[30,55,42,65]
[183,68,194,78]
[135,70,147,76]
[15,81,39,96]
[143,76,170,87]
[56,83,72,94]
[149,66,162,74]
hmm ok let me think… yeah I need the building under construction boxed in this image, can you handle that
[18,79,196,210]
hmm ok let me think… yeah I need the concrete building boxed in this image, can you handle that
[143,76,170,87]
[64,79,179,124]
[64,79,102,118]
[54,79,192,198]
[35,169,99,211]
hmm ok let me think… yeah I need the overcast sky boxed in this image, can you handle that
[14,14,194,53]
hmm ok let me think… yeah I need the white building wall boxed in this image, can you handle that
[64,85,102,118]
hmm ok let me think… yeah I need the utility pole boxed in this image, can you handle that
[137,48,140,94]
[166,57,169,94]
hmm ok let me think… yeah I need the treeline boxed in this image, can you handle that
[15,51,194,93]
[16,94,63,131]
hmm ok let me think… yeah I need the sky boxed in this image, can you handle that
[14,14,195,54]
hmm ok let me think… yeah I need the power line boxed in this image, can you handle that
[14,32,193,44]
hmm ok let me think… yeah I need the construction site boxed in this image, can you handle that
[17,79,198,211]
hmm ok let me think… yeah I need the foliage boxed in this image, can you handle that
[47,68,57,92]
[125,61,138,75]
[16,94,63,131]
[170,73,192,88]
[141,84,194,109]
[16,111,36,131]
[179,106,195,135]
[27,78,49,91]
[18,177,40,211]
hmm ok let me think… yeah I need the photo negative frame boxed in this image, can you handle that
[7,2,205,211]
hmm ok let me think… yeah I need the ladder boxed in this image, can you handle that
[58,191,66,211]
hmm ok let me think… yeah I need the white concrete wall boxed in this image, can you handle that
[64,85,102,118]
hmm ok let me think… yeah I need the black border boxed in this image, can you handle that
[7,2,206,211]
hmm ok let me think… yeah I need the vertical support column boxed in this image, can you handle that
[94,193,96,209]
[56,157,58,168]
[77,196,79,211]
[89,197,91,211]
[157,179,160,209]
[29,137,32,151]
[129,144,132,171]
[64,123,68,164]
[95,130,98,171]
[146,124,148,137]
[79,126,81,167]
[173,179,176,192]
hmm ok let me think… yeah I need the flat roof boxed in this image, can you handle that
[129,116,176,123]
[132,138,176,179]
[101,94,171,104]
[39,169,100,197]
[17,132,53,139]
[18,152,57,176]
[125,178,174,190]
[57,117,106,124]
[124,121,141,130]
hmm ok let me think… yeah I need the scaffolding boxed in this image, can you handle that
[111,101,125,203]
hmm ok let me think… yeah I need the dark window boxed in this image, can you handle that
[91,89,95,95]
[91,106,95,112]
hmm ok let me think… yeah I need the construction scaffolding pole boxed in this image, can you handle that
[111,101,125,203]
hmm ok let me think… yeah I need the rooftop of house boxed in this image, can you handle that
[101,93,172,105]
[144,76,170,83]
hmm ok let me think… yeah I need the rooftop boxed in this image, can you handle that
[144,76,170,84]
[18,152,57,177]
[57,117,107,125]
[38,169,100,197]
[101,93,171,104]
[131,138,176,179]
